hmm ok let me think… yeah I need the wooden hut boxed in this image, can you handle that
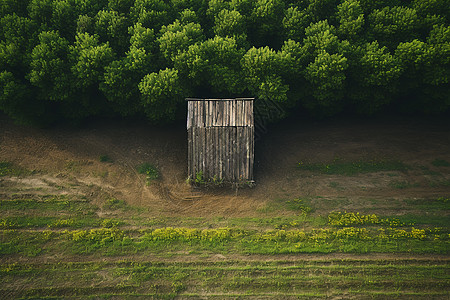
[186,98,254,183]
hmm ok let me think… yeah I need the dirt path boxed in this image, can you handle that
[1,114,450,217]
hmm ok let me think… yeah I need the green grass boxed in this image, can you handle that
[0,259,448,299]
[0,196,96,213]
[0,194,449,298]
[432,158,450,167]
[99,154,113,163]
[0,161,28,176]
[298,158,408,176]
[137,162,159,183]
[103,198,128,210]
[404,197,450,211]
[389,180,420,189]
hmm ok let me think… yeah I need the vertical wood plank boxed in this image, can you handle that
[193,116,197,177]
[239,100,245,126]
[234,126,238,182]
[195,101,199,129]
[239,100,243,127]
[212,127,216,180]
[216,101,220,127]
[198,127,202,176]
[228,101,231,127]
[239,127,243,180]
[226,100,231,127]
[191,127,197,178]
[198,127,203,177]
[187,127,191,178]
[244,127,248,180]
[205,100,209,127]
[207,127,211,179]
[218,128,222,179]
[192,127,195,179]
[251,126,254,180]
[222,127,225,180]
[201,101,205,128]
[211,101,215,126]
[187,101,191,129]
[222,101,226,127]
[211,127,214,180]
[249,100,254,126]
[229,126,232,181]
[215,101,220,126]
[215,128,223,179]
[228,127,232,181]
[243,100,247,127]
[211,127,215,180]
[201,126,204,177]
[224,127,228,180]
[210,100,213,127]
[248,127,252,180]
[222,101,226,128]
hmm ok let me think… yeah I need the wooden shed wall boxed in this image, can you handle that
[187,99,254,182]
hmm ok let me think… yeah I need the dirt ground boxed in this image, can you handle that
[1,113,450,217]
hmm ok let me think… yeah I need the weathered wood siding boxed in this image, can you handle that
[187,98,254,182]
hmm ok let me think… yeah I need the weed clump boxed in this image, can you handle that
[103,198,127,210]
[432,159,450,167]
[99,154,113,163]
[298,158,408,176]
[137,163,159,183]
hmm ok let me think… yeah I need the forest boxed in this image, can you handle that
[0,0,449,124]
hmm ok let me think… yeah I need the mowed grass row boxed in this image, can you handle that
[1,197,449,257]
[0,195,449,298]
[1,259,449,299]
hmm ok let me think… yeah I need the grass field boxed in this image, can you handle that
[1,116,450,299]
[0,191,449,299]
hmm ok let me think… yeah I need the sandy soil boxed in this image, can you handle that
[1,114,449,217]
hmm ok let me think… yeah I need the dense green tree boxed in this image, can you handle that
[358,0,402,15]
[108,0,134,14]
[101,23,157,115]
[0,14,38,83]
[303,50,348,115]
[395,24,450,113]
[249,0,285,48]
[174,36,245,96]
[302,20,349,60]
[412,0,449,20]
[0,0,30,17]
[307,0,340,23]
[76,14,94,33]
[139,68,185,121]
[28,31,73,102]
[0,71,42,124]
[67,32,114,118]
[71,32,114,89]
[130,0,171,31]
[157,20,204,62]
[336,0,364,41]
[241,46,291,103]
[348,41,403,113]
[282,6,311,42]
[0,0,449,124]
[94,9,130,54]
[213,9,247,47]
[368,6,420,49]
[27,0,53,28]
[51,0,80,40]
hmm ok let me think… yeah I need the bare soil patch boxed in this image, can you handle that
[1,114,449,217]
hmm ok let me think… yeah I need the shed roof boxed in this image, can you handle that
[186,98,254,129]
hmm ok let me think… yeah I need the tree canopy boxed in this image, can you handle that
[0,0,449,124]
